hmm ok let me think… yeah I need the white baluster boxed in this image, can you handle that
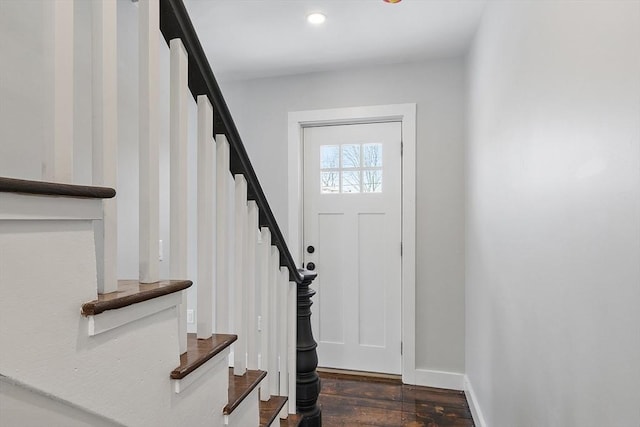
[288,279,297,413]
[279,267,289,400]
[234,174,248,375]
[170,38,189,353]
[197,95,215,340]
[91,0,117,294]
[138,0,159,284]
[269,246,280,396]
[227,172,236,366]
[216,135,231,333]
[258,227,272,401]
[246,201,259,370]
[44,0,74,183]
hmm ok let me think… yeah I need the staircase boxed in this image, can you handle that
[0,0,319,426]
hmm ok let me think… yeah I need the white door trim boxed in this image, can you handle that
[287,103,417,384]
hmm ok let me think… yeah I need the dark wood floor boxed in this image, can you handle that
[318,371,474,427]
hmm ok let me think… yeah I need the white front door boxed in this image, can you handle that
[303,121,402,374]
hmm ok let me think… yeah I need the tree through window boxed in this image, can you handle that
[320,143,382,194]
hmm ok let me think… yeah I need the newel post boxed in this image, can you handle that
[297,269,321,427]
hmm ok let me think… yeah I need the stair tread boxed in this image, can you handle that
[259,396,287,427]
[0,176,116,199]
[171,334,237,380]
[81,280,192,316]
[280,413,303,427]
[224,368,267,415]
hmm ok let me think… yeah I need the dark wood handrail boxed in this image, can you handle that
[159,0,304,283]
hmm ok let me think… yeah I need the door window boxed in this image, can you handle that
[320,143,383,194]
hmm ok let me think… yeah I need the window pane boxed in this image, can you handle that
[341,171,360,193]
[362,169,382,193]
[320,171,339,193]
[320,145,339,169]
[341,144,360,168]
[363,143,382,167]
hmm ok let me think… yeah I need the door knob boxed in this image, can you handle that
[306,262,316,271]
[307,245,315,254]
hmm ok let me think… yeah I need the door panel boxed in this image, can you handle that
[303,121,402,374]
[358,212,386,348]
[318,213,345,344]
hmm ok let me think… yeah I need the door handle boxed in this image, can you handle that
[306,262,316,271]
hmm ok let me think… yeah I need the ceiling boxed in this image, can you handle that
[184,0,487,82]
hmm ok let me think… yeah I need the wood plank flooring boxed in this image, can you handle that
[318,372,474,427]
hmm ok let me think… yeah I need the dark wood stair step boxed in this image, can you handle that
[280,413,303,427]
[0,176,115,199]
[224,368,267,415]
[171,334,237,380]
[259,396,302,427]
[81,280,192,316]
[259,395,287,427]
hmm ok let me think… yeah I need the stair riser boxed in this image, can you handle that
[87,293,182,336]
[173,347,230,394]
[224,387,260,427]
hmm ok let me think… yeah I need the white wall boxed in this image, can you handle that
[466,1,640,426]
[0,0,94,184]
[0,1,54,180]
[0,376,124,427]
[218,58,467,376]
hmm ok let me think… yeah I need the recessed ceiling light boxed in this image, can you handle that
[307,13,326,25]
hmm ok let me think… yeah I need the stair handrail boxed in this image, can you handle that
[158,4,322,424]
[158,0,305,284]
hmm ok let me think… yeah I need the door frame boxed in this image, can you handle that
[287,103,417,384]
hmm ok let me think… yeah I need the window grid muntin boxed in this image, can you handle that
[320,143,383,194]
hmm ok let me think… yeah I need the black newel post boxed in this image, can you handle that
[296,269,321,427]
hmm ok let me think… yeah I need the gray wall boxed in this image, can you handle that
[219,58,467,375]
[466,1,640,425]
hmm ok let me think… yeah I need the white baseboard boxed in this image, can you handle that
[464,375,487,427]
[413,368,464,390]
